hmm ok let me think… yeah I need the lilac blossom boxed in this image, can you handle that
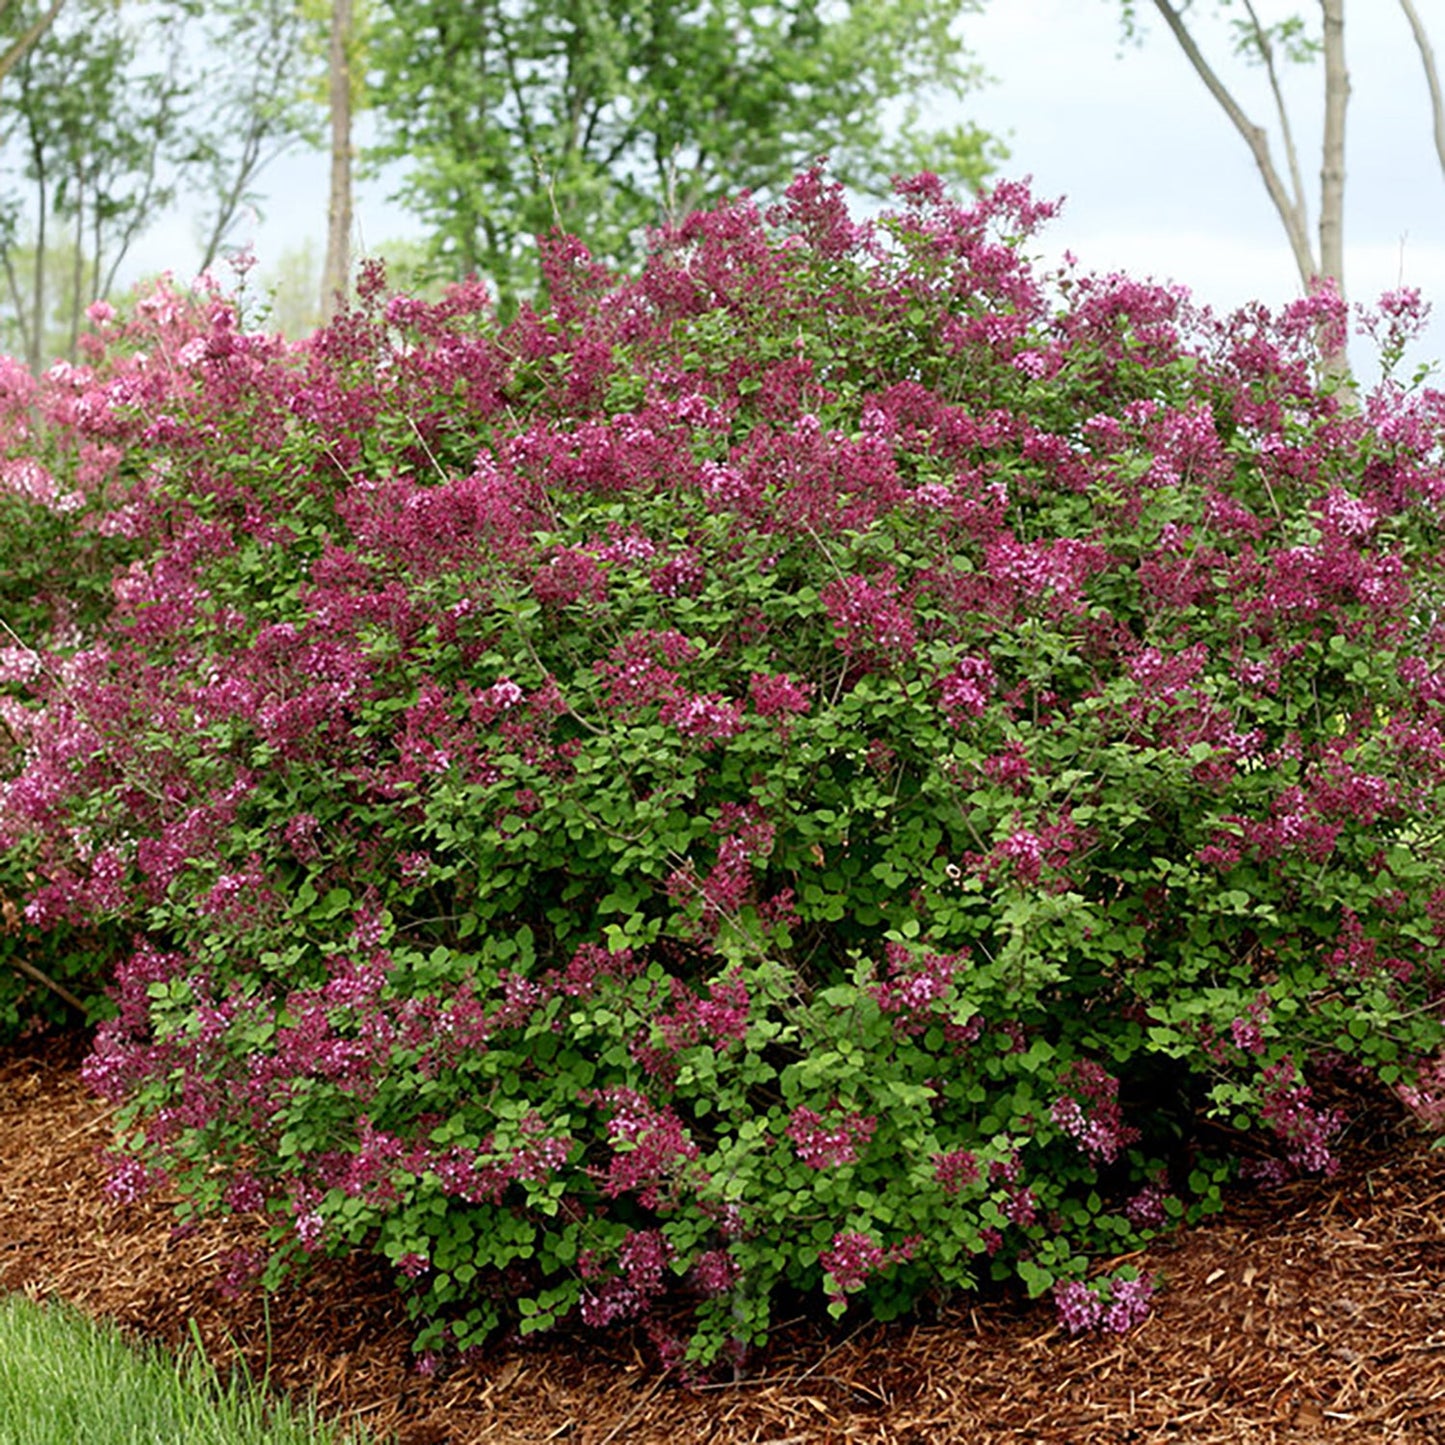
[1053,1273,1157,1336]
[786,1105,878,1169]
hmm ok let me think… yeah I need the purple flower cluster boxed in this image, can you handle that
[1049,1061,1139,1166]
[580,1229,674,1327]
[931,1147,981,1195]
[1124,1181,1173,1231]
[216,1246,267,1300]
[101,1153,162,1205]
[1053,1273,1157,1336]
[819,1230,918,1302]
[1256,1060,1343,1177]
[1396,1052,1445,1129]
[588,1087,700,1208]
[688,1248,741,1295]
[870,941,967,1029]
[938,655,995,724]
[821,570,918,669]
[786,1104,878,1169]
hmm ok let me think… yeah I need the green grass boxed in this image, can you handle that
[0,1293,375,1445]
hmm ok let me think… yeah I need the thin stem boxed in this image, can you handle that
[3,954,89,1014]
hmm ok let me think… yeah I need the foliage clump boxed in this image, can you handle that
[4,170,1445,1366]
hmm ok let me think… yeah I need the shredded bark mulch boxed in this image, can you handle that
[4,1029,1445,1443]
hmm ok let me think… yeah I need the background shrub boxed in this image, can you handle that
[0,295,208,1032]
[4,169,1445,1366]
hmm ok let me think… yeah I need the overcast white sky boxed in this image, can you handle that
[174,0,1445,371]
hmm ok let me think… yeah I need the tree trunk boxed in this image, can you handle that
[68,182,83,361]
[29,167,46,375]
[1318,0,1349,293]
[321,0,353,324]
[1400,0,1445,179]
[1314,0,1351,382]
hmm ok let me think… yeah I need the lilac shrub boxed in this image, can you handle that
[0,289,214,1030]
[4,169,1445,1364]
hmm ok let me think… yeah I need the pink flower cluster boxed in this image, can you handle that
[1052,1273,1157,1335]
[1123,1181,1173,1230]
[1229,993,1272,1056]
[1396,1053,1445,1130]
[982,814,1084,888]
[870,942,968,1034]
[1256,1060,1343,1177]
[931,1147,981,1195]
[748,671,813,720]
[579,1229,674,1328]
[785,1104,878,1169]
[938,655,995,724]
[1049,1060,1139,1166]
[818,1230,918,1302]
[821,570,917,669]
[588,1087,700,1208]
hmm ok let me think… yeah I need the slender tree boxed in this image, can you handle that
[188,0,317,272]
[0,0,323,362]
[1123,1,1344,296]
[1122,1,1444,306]
[0,0,66,88]
[1318,0,1347,291]
[320,0,352,321]
[0,4,187,369]
[1399,0,1445,180]
[1110,0,1445,376]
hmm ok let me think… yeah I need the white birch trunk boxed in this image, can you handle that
[321,0,353,324]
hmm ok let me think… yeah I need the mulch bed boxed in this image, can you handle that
[5,1029,1445,1442]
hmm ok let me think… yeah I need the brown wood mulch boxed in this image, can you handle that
[4,1030,1445,1443]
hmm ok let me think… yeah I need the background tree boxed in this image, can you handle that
[1119,1,1348,299]
[0,2,189,370]
[184,0,318,273]
[0,0,66,87]
[1120,1,1445,322]
[320,0,353,320]
[366,0,1004,311]
[1399,0,1445,181]
[0,0,321,366]
[261,238,323,335]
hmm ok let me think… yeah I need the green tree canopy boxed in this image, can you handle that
[366,0,1003,309]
